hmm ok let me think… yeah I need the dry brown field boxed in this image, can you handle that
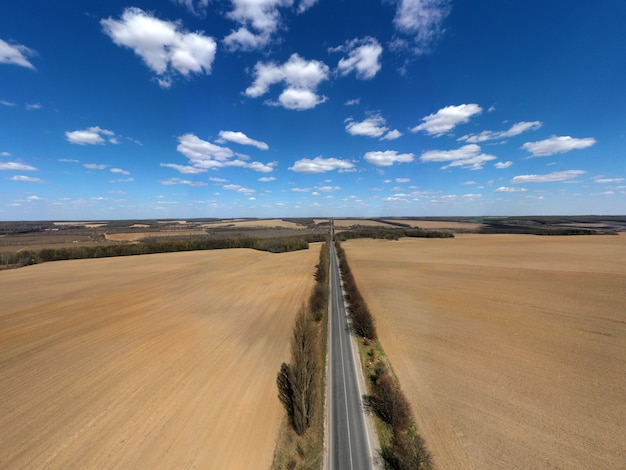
[344,235,626,469]
[0,246,319,469]
[386,219,485,231]
[332,219,393,228]
[104,230,208,241]
[201,219,303,229]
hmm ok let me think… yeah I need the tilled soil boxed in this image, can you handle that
[344,235,626,469]
[0,247,318,469]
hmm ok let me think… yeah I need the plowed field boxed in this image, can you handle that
[0,247,319,469]
[344,235,626,469]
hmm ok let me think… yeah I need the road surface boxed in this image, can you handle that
[326,221,376,469]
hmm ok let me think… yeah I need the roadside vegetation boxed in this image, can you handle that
[272,239,329,469]
[335,227,454,241]
[336,240,432,470]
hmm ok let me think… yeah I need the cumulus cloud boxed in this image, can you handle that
[411,104,482,136]
[495,186,527,193]
[110,168,130,175]
[381,129,403,140]
[223,183,255,194]
[66,126,116,145]
[317,185,340,192]
[334,37,382,80]
[364,150,414,166]
[392,0,451,54]
[289,156,355,173]
[161,163,206,174]
[10,175,44,183]
[0,161,37,171]
[420,144,496,170]
[0,39,36,69]
[101,8,216,87]
[175,133,274,172]
[522,135,597,157]
[245,54,329,110]
[494,161,513,169]
[258,176,276,182]
[511,170,586,184]
[218,130,269,150]
[459,121,542,143]
[345,115,388,138]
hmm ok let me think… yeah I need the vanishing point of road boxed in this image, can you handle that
[326,219,377,469]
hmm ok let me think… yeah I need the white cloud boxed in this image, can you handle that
[10,175,44,183]
[223,0,316,50]
[392,0,451,54]
[58,158,79,163]
[101,8,216,86]
[259,176,276,182]
[245,53,329,110]
[494,161,513,169]
[289,156,355,173]
[84,163,109,170]
[218,130,269,150]
[1,100,16,107]
[161,177,207,186]
[420,144,496,170]
[26,103,42,111]
[522,135,597,157]
[381,129,403,140]
[173,0,210,16]
[345,115,388,138]
[317,185,340,192]
[334,37,382,80]
[178,133,234,161]
[110,177,135,183]
[110,168,130,175]
[396,178,411,183]
[495,186,527,193]
[26,195,43,201]
[209,176,228,182]
[364,150,414,166]
[66,126,116,145]
[0,39,36,69]
[247,161,276,173]
[1,151,11,157]
[292,187,311,192]
[345,98,360,106]
[223,183,255,194]
[459,121,542,143]
[411,103,482,136]
[0,161,37,171]
[161,163,206,174]
[511,170,586,184]
[595,178,624,184]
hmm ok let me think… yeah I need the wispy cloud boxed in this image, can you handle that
[420,144,496,170]
[10,175,44,183]
[460,121,542,143]
[511,169,586,184]
[333,37,382,80]
[0,161,37,171]
[0,38,36,69]
[392,0,451,54]
[411,104,482,136]
[160,178,207,186]
[522,135,596,157]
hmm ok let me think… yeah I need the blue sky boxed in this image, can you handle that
[1,0,625,220]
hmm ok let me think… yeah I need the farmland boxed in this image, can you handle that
[0,246,319,469]
[343,234,626,469]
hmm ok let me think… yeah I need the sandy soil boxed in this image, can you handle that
[344,235,626,469]
[387,220,484,231]
[0,247,319,469]
[104,230,207,241]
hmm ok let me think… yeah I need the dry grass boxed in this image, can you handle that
[332,219,393,228]
[387,219,484,230]
[202,219,304,229]
[344,234,626,469]
[0,246,319,469]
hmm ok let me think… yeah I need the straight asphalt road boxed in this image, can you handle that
[327,221,375,469]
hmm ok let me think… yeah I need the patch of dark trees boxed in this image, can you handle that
[479,223,618,235]
[277,239,329,436]
[335,227,454,242]
[1,235,324,269]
